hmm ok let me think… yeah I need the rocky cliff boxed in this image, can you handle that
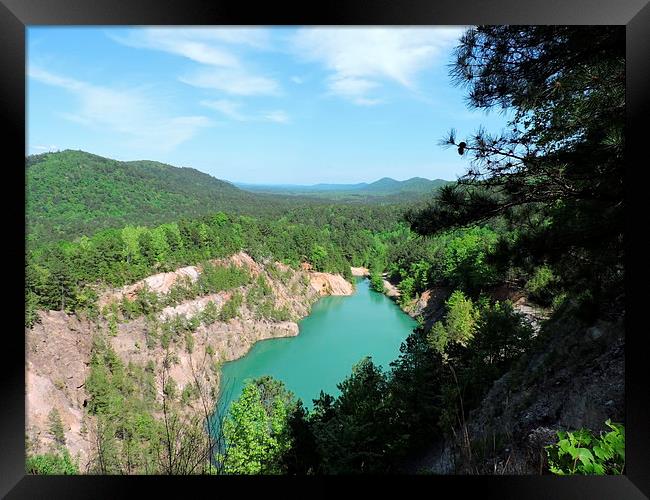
[25,253,354,470]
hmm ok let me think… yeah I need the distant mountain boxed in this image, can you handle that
[234,181,369,193]
[359,177,402,194]
[237,176,452,197]
[25,150,301,244]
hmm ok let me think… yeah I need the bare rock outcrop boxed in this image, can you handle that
[429,313,624,475]
[309,272,354,296]
[26,311,96,467]
[350,267,369,277]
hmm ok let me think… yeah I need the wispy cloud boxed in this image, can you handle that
[181,68,281,96]
[327,75,382,106]
[291,27,465,105]
[110,28,238,67]
[29,66,212,151]
[262,110,289,124]
[201,99,289,124]
[109,27,281,97]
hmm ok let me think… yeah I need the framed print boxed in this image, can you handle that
[2,0,649,498]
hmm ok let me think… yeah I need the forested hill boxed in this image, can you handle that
[25,150,312,244]
[360,177,450,195]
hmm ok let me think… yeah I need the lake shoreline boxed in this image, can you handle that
[217,276,417,413]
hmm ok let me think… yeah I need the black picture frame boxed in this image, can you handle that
[3,1,649,498]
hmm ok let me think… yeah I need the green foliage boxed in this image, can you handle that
[407,26,624,315]
[84,336,160,474]
[310,244,328,272]
[200,300,219,325]
[384,226,499,299]
[26,448,79,475]
[244,275,291,322]
[369,270,385,293]
[525,265,559,307]
[428,291,479,355]
[310,357,392,474]
[184,330,195,354]
[26,201,406,326]
[546,420,625,475]
[266,262,292,284]
[197,262,251,295]
[397,276,415,305]
[221,377,297,474]
[180,383,199,406]
[219,292,243,322]
[25,149,310,244]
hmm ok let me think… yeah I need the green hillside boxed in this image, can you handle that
[359,177,450,195]
[25,150,306,244]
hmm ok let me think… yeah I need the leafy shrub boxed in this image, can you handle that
[185,331,195,354]
[220,292,243,322]
[546,420,625,475]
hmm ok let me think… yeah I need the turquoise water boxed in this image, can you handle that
[217,278,417,412]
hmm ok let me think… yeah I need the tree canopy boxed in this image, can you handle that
[407,26,624,317]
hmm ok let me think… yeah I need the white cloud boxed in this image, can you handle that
[262,110,289,124]
[328,75,382,105]
[109,28,240,67]
[201,99,289,124]
[201,99,247,121]
[181,68,280,96]
[109,27,281,97]
[29,66,212,151]
[178,27,272,49]
[291,27,465,104]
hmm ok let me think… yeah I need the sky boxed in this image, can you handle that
[27,27,512,185]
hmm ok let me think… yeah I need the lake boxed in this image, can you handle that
[217,277,417,412]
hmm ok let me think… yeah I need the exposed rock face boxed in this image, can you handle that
[401,287,451,330]
[25,253,352,471]
[309,272,354,296]
[97,252,262,308]
[26,311,96,468]
[350,267,369,277]
[436,313,624,474]
[382,280,400,299]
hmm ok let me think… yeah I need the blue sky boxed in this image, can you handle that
[27,27,511,184]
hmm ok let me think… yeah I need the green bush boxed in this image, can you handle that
[525,265,558,307]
